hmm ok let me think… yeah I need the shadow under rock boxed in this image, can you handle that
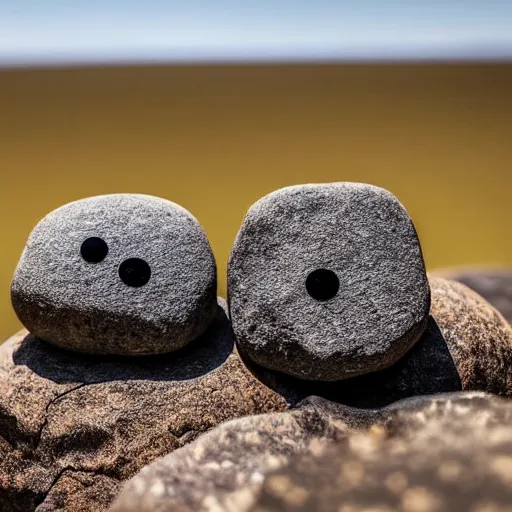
[13,304,233,384]
[244,315,462,409]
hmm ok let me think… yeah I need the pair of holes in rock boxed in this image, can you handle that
[80,237,151,287]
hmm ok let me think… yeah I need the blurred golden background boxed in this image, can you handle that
[1,63,510,340]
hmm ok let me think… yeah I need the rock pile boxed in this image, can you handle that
[1,184,511,512]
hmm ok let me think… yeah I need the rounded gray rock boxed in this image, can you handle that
[228,182,430,381]
[11,194,218,355]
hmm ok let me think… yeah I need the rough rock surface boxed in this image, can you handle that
[228,182,430,381]
[431,266,512,325]
[11,194,218,355]
[243,276,512,408]
[428,277,512,395]
[255,392,512,512]
[110,392,512,512]
[0,301,287,512]
[110,397,355,512]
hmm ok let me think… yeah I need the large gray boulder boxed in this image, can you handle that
[0,301,288,512]
[110,392,512,512]
[11,194,218,355]
[228,183,430,381]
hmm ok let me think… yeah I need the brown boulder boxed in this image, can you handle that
[111,392,512,512]
[110,397,357,512]
[429,276,512,394]
[430,266,512,324]
[0,302,287,512]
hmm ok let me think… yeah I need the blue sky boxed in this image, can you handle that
[1,1,511,65]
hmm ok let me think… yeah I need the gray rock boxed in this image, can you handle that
[11,194,218,355]
[228,183,430,381]
[0,300,288,512]
[248,277,512,408]
[110,392,512,512]
[431,266,512,324]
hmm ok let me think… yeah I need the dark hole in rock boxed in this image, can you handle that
[306,269,340,301]
[118,258,151,287]
[80,237,108,264]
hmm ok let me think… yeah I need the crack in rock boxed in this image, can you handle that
[34,384,87,454]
